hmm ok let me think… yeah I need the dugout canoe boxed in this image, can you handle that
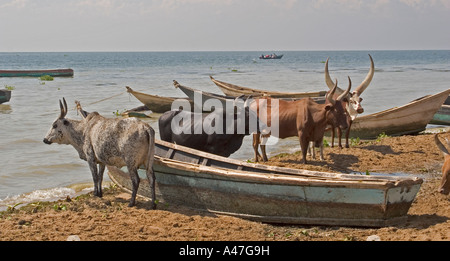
[173,80,326,110]
[0,89,11,104]
[126,86,198,113]
[0,69,73,77]
[107,139,423,227]
[349,88,450,139]
[210,76,327,98]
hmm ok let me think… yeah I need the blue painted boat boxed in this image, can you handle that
[107,139,423,227]
[0,69,73,77]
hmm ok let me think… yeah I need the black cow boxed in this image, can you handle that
[158,96,267,157]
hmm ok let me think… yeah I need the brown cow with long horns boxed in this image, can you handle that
[252,79,350,164]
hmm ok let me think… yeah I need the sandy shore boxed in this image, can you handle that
[1,132,449,242]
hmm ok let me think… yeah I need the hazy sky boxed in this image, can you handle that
[1,0,449,52]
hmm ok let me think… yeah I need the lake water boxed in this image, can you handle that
[1,50,449,209]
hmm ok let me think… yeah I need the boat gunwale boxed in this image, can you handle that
[355,88,450,121]
[153,156,421,189]
[210,76,327,98]
[154,139,422,186]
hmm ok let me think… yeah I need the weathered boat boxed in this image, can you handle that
[430,95,450,126]
[210,76,327,98]
[349,88,450,139]
[174,80,326,110]
[0,69,74,77]
[0,89,11,104]
[430,105,450,126]
[126,86,198,113]
[107,139,423,227]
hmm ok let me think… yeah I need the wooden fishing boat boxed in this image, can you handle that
[0,69,73,77]
[349,89,450,139]
[126,86,198,113]
[107,139,423,227]
[430,95,450,126]
[430,105,450,126]
[174,80,325,110]
[210,76,327,98]
[0,89,11,104]
[259,53,283,59]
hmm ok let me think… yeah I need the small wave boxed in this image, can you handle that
[0,182,112,211]
[0,187,76,211]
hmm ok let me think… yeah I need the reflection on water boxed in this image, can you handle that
[0,104,12,114]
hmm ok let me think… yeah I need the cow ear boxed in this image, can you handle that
[325,104,333,111]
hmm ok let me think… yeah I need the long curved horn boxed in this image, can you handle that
[324,58,336,89]
[337,76,352,101]
[59,98,68,119]
[354,54,374,96]
[435,133,450,156]
[324,57,345,95]
[326,79,337,105]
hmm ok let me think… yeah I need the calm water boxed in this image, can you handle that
[1,50,449,208]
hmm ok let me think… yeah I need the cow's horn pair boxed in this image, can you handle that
[325,54,374,96]
[59,97,68,119]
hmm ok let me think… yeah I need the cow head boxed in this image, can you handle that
[434,133,450,195]
[43,98,72,145]
[324,79,350,131]
[325,54,374,121]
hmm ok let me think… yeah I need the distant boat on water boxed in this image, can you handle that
[0,69,74,77]
[259,53,283,59]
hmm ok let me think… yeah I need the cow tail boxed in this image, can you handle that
[146,127,157,208]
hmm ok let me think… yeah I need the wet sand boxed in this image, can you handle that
[1,132,449,241]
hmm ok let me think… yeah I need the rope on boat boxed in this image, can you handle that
[41,90,128,117]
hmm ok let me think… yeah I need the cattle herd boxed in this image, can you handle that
[43,54,450,209]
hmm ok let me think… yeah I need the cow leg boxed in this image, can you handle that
[331,127,335,148]
[337,127,343,149]
[88,160,101,197]
[252,134,261,162]
[97,163,105,198]
[128,166,140,207]
[261,144,268,162]
[345,120,353,148]
[299,135,308,164]
[145,167,156,210]
[319,140,324,160]
[308,142,315,159]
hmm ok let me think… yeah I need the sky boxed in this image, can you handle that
[0,0,449,52]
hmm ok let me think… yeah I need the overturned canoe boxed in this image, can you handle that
[0,69,73,77]
[107,139,423,227]
[210,76,327,98]
[349,88,450,139]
